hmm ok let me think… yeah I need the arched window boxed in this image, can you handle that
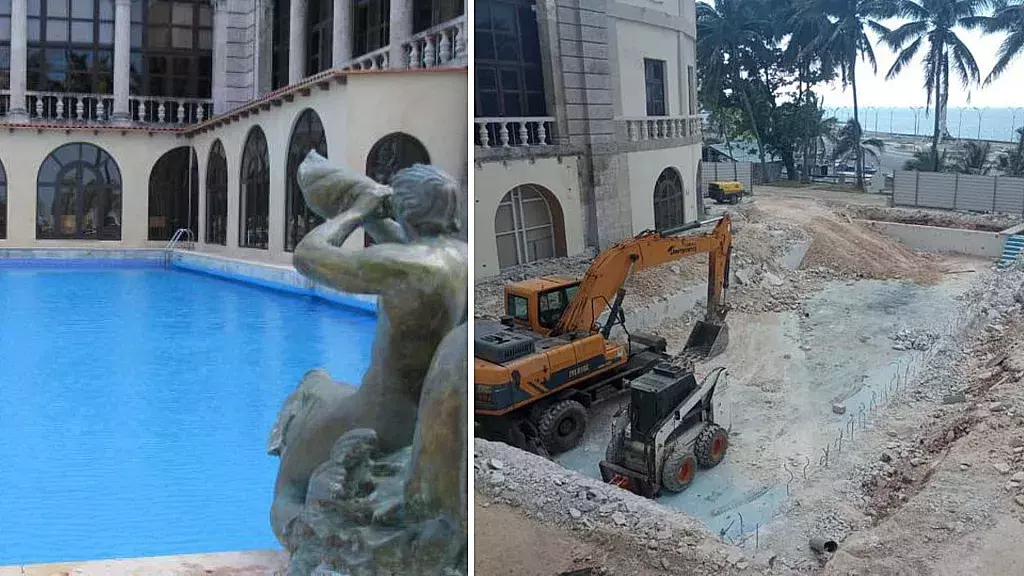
[495,184,565,269]
[148,147,198,241]
[239,127,270,250]
[37,143,122,240]
[653,167,685,231]
[206,139,228,246]
[0,159,7,240]
[285,110,328,252]
[364,132,430,246]
[307,0,333,75]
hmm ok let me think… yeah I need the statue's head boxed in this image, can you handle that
[389,164,462,239]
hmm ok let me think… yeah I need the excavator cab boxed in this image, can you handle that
[504,277,581,335]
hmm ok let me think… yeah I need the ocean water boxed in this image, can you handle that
[828,106,1024,142]
[0,265,377,565]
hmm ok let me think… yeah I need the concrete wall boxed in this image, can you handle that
[474,156,585,278]
[626,143,700,232]
[859,219,1007,258]
[0,70,468,267]
[894,171,1024,215]
[615,20,682,117]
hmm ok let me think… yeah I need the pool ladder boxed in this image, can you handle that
[164,228,196,267]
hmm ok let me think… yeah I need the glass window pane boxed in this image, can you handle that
[521,200,551,227]
[171,26,191,48]
[130,0,142,22]
[495,203,514,233]
[71,0,93,18]
[130,23,142,46]
[46,19,68,42]
[198,29,211,50]
[27,16,39,40]
[198,4,211,26]
[496,234,519,268]
[27,0,39,16]
[99,0,113,19]
[0,17,9,41]
[172,56,188,75]
[71,20,93,42]
[172,2,192,25]
[148,1,169,23]
[0,0,10,14]
[47,0,68,17]
[99,22,112,43]
[148,26,169,47]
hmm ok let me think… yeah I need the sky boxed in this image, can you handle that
[817,21,1024,110]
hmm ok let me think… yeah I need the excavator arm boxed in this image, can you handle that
[551,216,733,337]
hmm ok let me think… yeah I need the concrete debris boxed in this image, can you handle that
[833,403,847,415]
[488,458,506,470]
[1016,495,1024,507]
[1012,472,1024,483]
[995,463,1012,475]
[891,328,940,351]
[942,392,967,405]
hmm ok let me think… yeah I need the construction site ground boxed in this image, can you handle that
[474,192,1024,575]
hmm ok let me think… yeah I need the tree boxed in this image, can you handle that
[997,127,1024,176]
[955,140,994,174]
[903,147,951,171]
[877,0,988,164]
[832,119,886,170]
[980,0,1024,83]
[796,0,895,189]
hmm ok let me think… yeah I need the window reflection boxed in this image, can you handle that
[239,127,270,250]
[285,110,328,252]
[148,146,198,241]
[205,139,228,246]
[36,142,122,241]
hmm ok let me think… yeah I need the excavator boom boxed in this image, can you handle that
[552,216,732,337]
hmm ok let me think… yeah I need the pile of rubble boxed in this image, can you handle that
[837,204,1024,233]
[890,328,941,351]
[473,439,752,574]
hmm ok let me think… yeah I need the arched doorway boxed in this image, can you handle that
[653,167,685,231]
[0,158,6,240]
[148,147,199,241]
[36,143,122,240]
[494,184,566,269]
[239,126,270,249]
[364,132,431,246]
[285,109,328,252]
[206,140,228,245]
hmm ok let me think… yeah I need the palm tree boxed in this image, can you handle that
[833,119,886,171]
[955,140,993,174]
[796,0,895,189]
[980,0,1024,83]
[697,0,772,167]
[876,0,988,168]
[903,147,951,171]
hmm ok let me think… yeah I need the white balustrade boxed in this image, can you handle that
[339,46,391,71]
[621,115,703,142]
[129,97,213,125]
[17,92,115,123]
[475,117,555,148]
[0,90,211,125]
[402,16,466,69]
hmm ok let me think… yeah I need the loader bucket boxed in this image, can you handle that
[683,320,729,359]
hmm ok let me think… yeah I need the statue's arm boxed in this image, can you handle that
[295,213,440,295]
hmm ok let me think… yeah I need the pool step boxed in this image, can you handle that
[998,234,1024,269]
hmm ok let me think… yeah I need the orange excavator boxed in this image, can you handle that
[474,215,734,458]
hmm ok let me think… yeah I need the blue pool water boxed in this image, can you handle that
[0,264,377,565]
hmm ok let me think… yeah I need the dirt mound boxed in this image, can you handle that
[837,204,1023,232]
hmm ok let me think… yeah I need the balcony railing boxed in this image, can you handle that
[0,90,213,126]
[620,115,702,142]
[340,46,390,71]
[475,117,555,148]
[403,18,467,69]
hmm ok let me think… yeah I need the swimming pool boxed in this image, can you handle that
[0,263,377,565]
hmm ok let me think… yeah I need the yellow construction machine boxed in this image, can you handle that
[474,216,734,459]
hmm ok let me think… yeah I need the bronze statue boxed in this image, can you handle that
[268,150,468,575]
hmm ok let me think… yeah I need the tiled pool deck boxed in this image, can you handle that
[0,248,373,571]
[0,248,379,315]
[0,550,287,575]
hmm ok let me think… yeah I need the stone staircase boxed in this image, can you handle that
[999,234,1024,269]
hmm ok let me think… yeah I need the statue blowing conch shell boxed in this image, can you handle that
[267,150,468,575]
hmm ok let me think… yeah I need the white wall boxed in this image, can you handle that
[626,144,701,233]
[616,20,682,117]
[474,156,585,278]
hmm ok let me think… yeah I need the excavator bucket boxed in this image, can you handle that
[683,320,729,359]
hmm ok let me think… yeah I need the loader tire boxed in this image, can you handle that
[661,446,697,493]
[605,415,629,464]
[537,399,587,455]
[694,424,729,469]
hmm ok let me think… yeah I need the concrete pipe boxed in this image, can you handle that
[809,536,838,553]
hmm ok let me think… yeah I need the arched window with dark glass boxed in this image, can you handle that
[307,0,333,75]
[363,132,430,246]
[0,158,7,240]
[413,0,464,33]
[239,127,270,250]
[148,146,198,241]
[37,143,122,240]
[354,0,390,57]
[285,109,328,252]
[26,0,115,95]
[205,140,228,246]
[653,167,686,231]
[127,0,212,121]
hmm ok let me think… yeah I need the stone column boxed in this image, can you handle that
[289,0,308,83]
[112,0,131,121]
[332,0,349,67]
[8,0,27,118]
[212,0,229,114]
[388,0,414,68]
